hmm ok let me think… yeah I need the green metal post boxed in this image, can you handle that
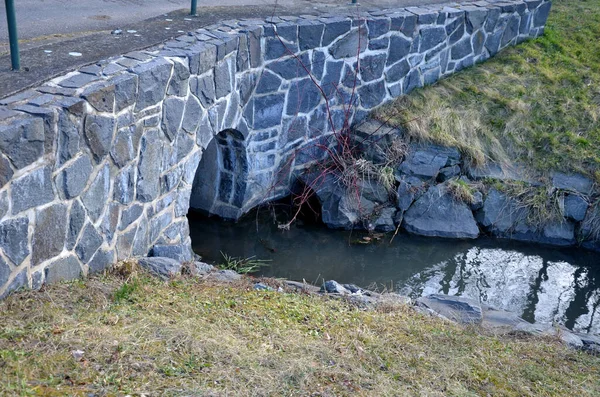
[190,0,197,16]
[4,0,20,70]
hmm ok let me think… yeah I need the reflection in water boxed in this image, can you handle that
[189,212,600,334]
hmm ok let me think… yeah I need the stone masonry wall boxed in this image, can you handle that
[0,0,551,297]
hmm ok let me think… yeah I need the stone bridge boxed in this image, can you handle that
[0,0,551,296]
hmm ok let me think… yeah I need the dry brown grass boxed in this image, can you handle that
[1,272,599,396]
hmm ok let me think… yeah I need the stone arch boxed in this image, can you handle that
[190,129,249,220]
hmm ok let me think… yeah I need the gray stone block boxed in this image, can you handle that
[298,21,324,50]
[11,166,54,214]
[114,165,135,205]
[81,164,110,223]
[501,15,520,48]
[286,79,321,115]
[167,60,190,97]
[138,257,183,280]
[56,154,93,199]
[32,203,67,266]
[322,18,351,46]
[181,95,203,134]
[132,58,173,111]
[451,37,473,60]
[387,35,411,66]
[161,97,185,142]
[0,154,13,188]
[45,255,83,284]
[137,130,164,202]
[0,269,27,299]
[191,74,216,108]
[329,28,367,59]
[0,217,29,266]
[533,1,551,27]
[75,223,103,264]
[84,114,115,162]
[358,80,386,109]
[151,244,193,262]
[120,204,143,231]
[266,53,311,80]
[359,54,386,82]
[0,255,10,290]
[256,70,282,94]
[112,73,138,111]
[132,216,149,256]
[0,116,45,169]
[214,59,233,99]
[82,83,115,113]
[88,248,115,274]
[367,17,390,38]
[420,26,446,52]
[253,93,285,129]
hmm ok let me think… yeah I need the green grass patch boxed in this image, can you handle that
[374,0,600,178]
[0,274,599,396]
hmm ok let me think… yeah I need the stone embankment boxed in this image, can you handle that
[308,119,599,251]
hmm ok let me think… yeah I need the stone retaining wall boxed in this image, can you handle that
[0,0,551,297]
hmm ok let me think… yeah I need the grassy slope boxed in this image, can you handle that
[374,0,600,179]
[0,273,599,396]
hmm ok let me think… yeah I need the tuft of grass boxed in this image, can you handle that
[0,274,599,396]
[496,181,565,226]
[447,179,477,204]
[218,251,270,274]
[374,0,600,177]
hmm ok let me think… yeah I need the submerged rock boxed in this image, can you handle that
[403,184,479,239]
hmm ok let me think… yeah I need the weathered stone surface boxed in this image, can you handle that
[161,97,185,142]
[371,206,397,232]
[167,60,190,97]
[0,269,27,299]
[385,59,410,83]
[403,184,479,239]
[398,145,457,180]
[88,248,115,274]
[75,223,103,264]
[82,164,110,223]
[32,204,67,266]
[112,73,138,111]
[83,83,115,112]
[120,204,143,231]
[0,154,14,188]
[84,114,115,162]
[552,172,593,195]
[420,26,446,51]
[563,194,587,222]
[359,54,386,82]
[207,269,242,282]
[0,256,10,291]
[533,1,552,27]
[45,255,82,284]
[417,294,483,324]
[322,18,351,46]
[132,58,173,111]
[11,166,54,214]
[286,79,321,115]
[0,217,29,265]
[256,70,282,94]
[476,189,526,236]
[56,154,93,199]
[193,261,215,276]
[358,80,386,109]
[298,21,324,50]
[138,257,182,280]
[0,117,45,169]
[329,28,367,59]
[387,35,412,66]
[451,37,473,60]
[253,93,285,129]
[501,15,520,47]
[214,59,233,99]
[0,191,8,220]
[321,280,350,294]
[151,244,193,262]
[542,221,575,246]
[137,130,164,202]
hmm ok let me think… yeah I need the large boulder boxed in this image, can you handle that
[403,184,479,239]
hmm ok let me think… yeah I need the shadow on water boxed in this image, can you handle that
[189,207,600,334]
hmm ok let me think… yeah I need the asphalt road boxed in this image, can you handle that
[0,0,450,42]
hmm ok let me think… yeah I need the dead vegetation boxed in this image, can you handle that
[1,271,599,396]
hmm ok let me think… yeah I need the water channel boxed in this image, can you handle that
[189,209,600,334]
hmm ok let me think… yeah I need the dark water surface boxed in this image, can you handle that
[189,211,600,334]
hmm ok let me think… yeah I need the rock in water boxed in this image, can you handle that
[403,185,479,239]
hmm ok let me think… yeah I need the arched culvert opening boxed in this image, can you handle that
[189,129,248,220]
